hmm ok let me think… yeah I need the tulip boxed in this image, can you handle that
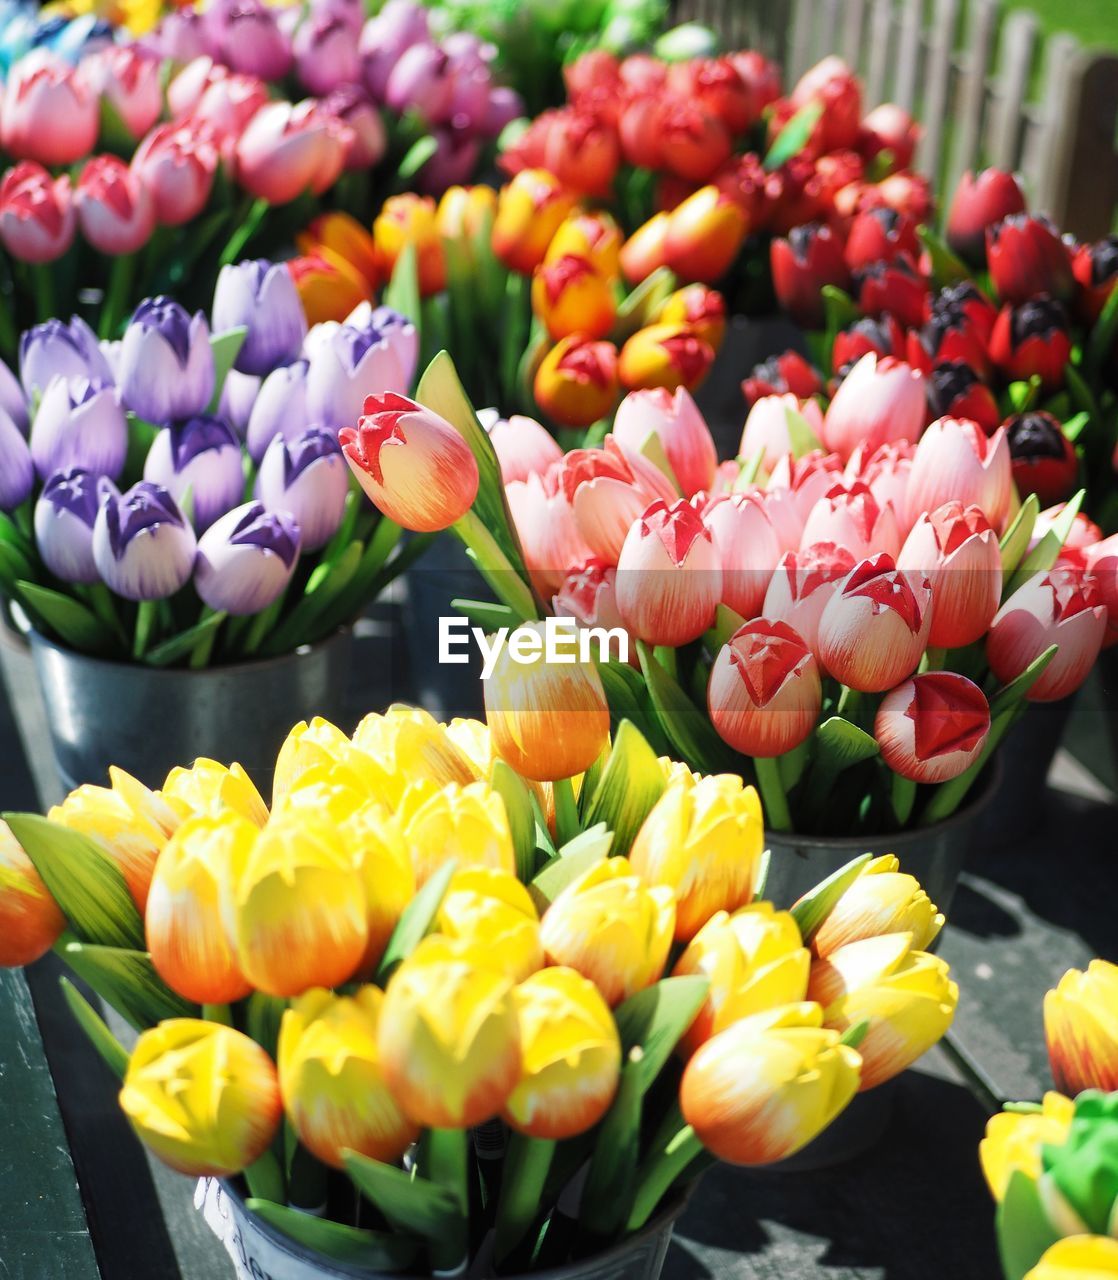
[546,211,622,279]
[874,672,990,784]
[742,352,823,409]
[152,7,214,62]
[436,183,498,247]
[504,469,592,597]
[130,119,219,228]
[658,100,732,183]
[790,55,862,148]
[1025,1238,1118,1279]
[762,543,856,653]
[144,416,244,533]
[278,986,417,1168]
[534,336,620,429]
[28,375,125,484]
[492,169,578,276]
[613,387,717,499]
[540,857,675,1007]
[620,213,670,286]
[358,0,430,98]
[356,306,418,391]
[338,804,414,977]
[74,155,155,256]
[767,451,844,521]
[926,363,1001,435]
[531,255,615,345]
[190,70,272,142]
[271,717,382,806]
[906,418,1013,533]
[32,467,100,581]
[305,319,411,432]
[736,394,819,472]
[856,255,930,332]
[92,481,198,602]
[989,298,1072,393]
[860,103,919,169]
[1044,960,1118,1096]
[663,185,749,284]
[1,50,99,167]
[771,223,850,328]
[816,554,932,691]
[256,428,347,553]
[631,774,764,943]
[383,40,453,122]
[20,316,112,402]
[1072,235,1118,324]
[656,284,727,353]
[341,391,478,532]
[483,620,610,783]
[372,193,446,297]
[0,408,32,512]
[0,161,76,264]
[436,867,542,983]
[1085,536,1118,648]
[542,110,620,199]
[209,0,292,80]
[82,46,161,139]
[615,498,722,647]
[245,360,310,464]
[680,1002,862,1165]
[288,252,371,329]
[800,482,901,562]
[322,84,388,171]
[0,819,66,968]
[821,354,926,464]
[293,12,360,97]
[810,933,958,1089]
[618,324,714,394]
[987,214,1074,305]
[1006,412,1079,508]
[162,759,268,827]
[946,168,1026,265]
[703,493,783,618]
[979,1090,1075,1201]
[119,1020,282,1177]
[810,854,944,957]
[487,413,563,486]
[235,100,348,205]
[909,309,992,384]
[118,298,214,425]
[212,259,308,378]
[194,501,301,615]
[352,704,480,797]
[397,778,516,888]
[988,568,1107,702]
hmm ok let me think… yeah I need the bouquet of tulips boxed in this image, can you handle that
[0,695,959,1274]
[981,959,1118,1280]
[0,263,422,667]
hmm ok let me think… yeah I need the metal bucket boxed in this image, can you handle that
[27,627,355,796]
[198,1179,686,1280]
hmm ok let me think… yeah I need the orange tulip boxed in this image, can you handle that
[296,211,379,292]
[532,254,616,342]
[373,193,446,297]
[288,250,372,327]
[492,169,578,275]
[618,323,714,393]
[546,210,623,279]
[0,819,65,968]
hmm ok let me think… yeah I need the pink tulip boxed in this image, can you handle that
[906,417,1013,532]
[553,558,631,662]
[75,156,155,256]
[322,86,388,171]
[384,42,454,124]
[417,128,481,196]
[817,552,933,691]
[295,14,362,97]
[131,120,219,227]
[191,73,271,146]
[898,501,1002,649]
[821,354,926,463]
[755,486,805,553]
[209,0,294,81]
[800,481,901,561]
[505,467,593,597]
[767,450,844,522]
[1084,535,1118,647]
[987,567,1107,702]
[1,51,99,168]
[0,162,76,264]
[358,1,431,101]
[152,8,216,64]
[615,498,722,646]
[1034,504,1102,552]
[860,103,920,171]
[708,619,822,757]
[762,542,856,653]
[487,413,563,485]
[875,672,990,783]
[613,387,717,497]
[739,394,826,470]
[559,436,676,564]
[235,100,350,205]
[702,492,783,619]
[846,440,914,536]
[82,47,163,141]
[166,56,226,118]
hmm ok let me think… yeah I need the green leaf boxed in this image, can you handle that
[996,1169,1063,1280]
[243,1200,419,1271]
[582,720,667,858]
[636,642,736,775]
[528,841,608,913]
[595,659,666,752]
[790,853,873,942]
[490,759,537,882]
[1062,410,1090,443]
[917,226,972,288]
[15,581,114,655]
[821,285,860,332]
[343,1151,460,1242]
[494,1134,555,1264]
[999,492,1039,577]
[374,858,456,983]
[383,242,421,329]
[1085,275,1118,383]
[5,813,144,950]
[262,540,363,656]
[60,942,196,1031]
[1004,489,1085,599]
[614,975,710,1094]
[143,609,227,668]
[205,327,248,414]
[612,267,678,343]
[580,1049,644,1238]
[704,604,747,655]
[990,645,1058,720]
[764,99,823,170]
[556,822,614,863]
[418,1128,468,1270]
[798,716,880,814]
[396,135,439,186]
[784,403,824,459]
[59,977,130,1080]
[451,598,516,631]
[637,431,682,494]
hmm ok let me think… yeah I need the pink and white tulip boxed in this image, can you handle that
[821,354,926,463]
[875,672,990,784]
[846,441,914,536]
[739,394,825,470]
[553,559,631,662]
[906,418,1013,533]
[235,101,349,205]
[1084,535,1118,647]
[131,120,219,227]
[0,163,76,264]
[762,542,857,653]
[82,47,163,140]
[487,413,563,485]
[75,157,155,256]
[613,387,717,497]
[767,450,844,523]
[800,482,901,561]
[1,52,99,168]
[505,467,593,597]
[560,436,676,564]
[702,492,783,619]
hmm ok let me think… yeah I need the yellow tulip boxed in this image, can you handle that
[119,1019,282,1177]
[1045,960,1118,1097]
[545,210,623,279]
[145,812,255,1005]
[278,986,417,1169]
[352,704,480,805]
[630,774,764,941]
[373,193,446,297]
[539,857,675,1007]
[444,717,493,775]
[341,803,415,977]
[672,902,810,1056]
[108,766,181,838]
[272,718,393,807]
[435,184,498,246]
[680,1002,862,1165]
[491,169,578,275]
[272,773,367,828]
[979,1092,1076,1202]
[503,966,621,1139]
[378,936,522,1128]
[531,254,617,342]
[232,816,367,998]
[437,867,543,982]
[1025,1236,1118,1279]
[482,620,611,783]
[810,855,944,958]
[809,932,958,1090]
[0,819,66,968]
[396,779,516,887]
[162,758,269,828]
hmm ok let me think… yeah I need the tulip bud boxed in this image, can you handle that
[742,351,823,410]
[492,169,579,276]
[256,428,348,552]
[82,46,162,140]
[1025,1238,1118,1279]
[1,51,99,168]
[532,255,616,345]
[288,252,371,329]
[143,415,244,533]
[20,315,112,400]
[162,758,268,827]
[212,259,308,378]
[75,155,155,256]
[1044,959,1118,1096]
[680,1002,862,1164]
[946,169,1026,265]
[304,314,412,431]
[615,498,722,647]
[762,543,855,653]
[613,387,717,498]
[534,336,620,429]
[119,297,215,426]
[620,212,670,286]
[32,467,99,582]
[906,417,1013,533]
[702,493,783,619]
[979,1091,1075,1202]
[0,161,76,264]
[663,185,748,284]
[771,223,850,328]
[810,854,944,958]
[545,210,623,279]
[352,703,481,797]
[987,567,1107,702]
[988,298,1072,393]
[245,360,310,464]
[437,867,543,983]
[92,481,198,602]
[926,363,1001,436]
[874,672,990,784]
[1005,412,1079,508]
[397,780,516,888]
[504,469,591,597]
[194,501,301,616]
[540,857,675,1007]
[131,119,219,228]
[378,937,522,1128]
[278,986,417,1167]
[340,391,478,532]
[552,560,631,661]
[372,193,446,297]
[487,413,563,486]
[822,354,926,463]
[235,100,348,207]
[1072,235,1118,324]
[0,819,66,967]
[120,1020,282,1177]
[987,214,1074,305]
[738,394,823,471]
[618,323,714,394]
[800,482,901,562]
[28,375,125,484]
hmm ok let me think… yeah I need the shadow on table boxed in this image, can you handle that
[666,1068,997,1280]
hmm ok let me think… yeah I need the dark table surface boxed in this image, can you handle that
[2,610,1115,1280]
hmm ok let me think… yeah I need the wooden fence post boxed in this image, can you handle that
[1044,51,1118,240]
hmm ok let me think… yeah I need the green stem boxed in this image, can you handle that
[923,646,946,672]
[11,500,33,542]
[202,1003,233,1026]
[189,607,224,670]
[0,286,17,361]
[835,685,861,724]
[755,756,792,832]
[32,264,54,324]
[426,1128,468,1273]
[100,251,138,340]
[218,196,270,268]
[652,645,677,681]
[132,599,158,660]
[494,1134,555,1264]
[626,1125,704,1233]
[891,773,917,827]
[76,584,127,647]
[453,508,539,623]
[553,775,580,846]
[242,590,287,657]
[244,1150,285,1204]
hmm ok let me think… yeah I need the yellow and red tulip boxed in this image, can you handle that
[655,284,727,352]
[297,210,380,295]
[809,855,944,958]
[372,193,446,297]
[531,254,616,342]
[534,335,621,429]
[619,212,670,287]
[0,819,66,968]
[396,779,516,887]
[272,718,393,807]
[437,867,543,982]
[545,210,623,279]
[663,185,749,285]
[1044,960,1118,1096]
[618,323,715,394]
[491,169,578,275]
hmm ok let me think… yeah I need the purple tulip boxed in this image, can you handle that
[212,260,308,378]
[480,87,525,140]
[359,0,429,100]
[208,0,293,80]
[0,409,34,511]
[322,84,387,170]
[152,7,216,64]
[304,319,408,431]
[118,297,215,426]
[20,316,114,399]
[246,359,310,462]
[419,128,481,194]
[143,415,245,532]
[294,13,361,97]
[257,427,347,551]
[444,63,492,133]
[92,481,197,600]
[194,500,300,615]
[30,376,127,481]
[340,305,418,389]
[384,42,453,123]
[0,359,29,434]
[219,369,261,439]
[33,467,101,583]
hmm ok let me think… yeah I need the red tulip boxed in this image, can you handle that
[856,254,930,330]
[906,418,1012,533]
[800,481,901,561]
[831,315,905,376]
[926,364,1001,436]
[729,51,782,115]
[817,553,933,691]
[619,54,667,95]
[505,467,593,596]
[565,50,621,101]
[542,110,620,199]
[1084,535,1118,648]
[871,170,935,223]
[75,156,155,255]
[703,492,784,619]
[946,169,1026,266]
[659,101,733,183]
[741,351,823,409]
[771,223,850,328]
[131,120,219,227]
[615,499,722,646]
[988,298,1072,393]
[668,58,755,134]
[987,214,1074,305]
[822,353,926,464]
[907,309,991,382]
[762,542,857,652]
[617,93,664,170]
[1071,235,1118,324]
[874,673,990,783]
[898,502,1002,649]
[844,208,921,272]
[859,103,920,171]
[558,436,675,564]
[553,558,630,659]
[790,56,862,152]
[1004,411,1079,507]
[0,161,75,264]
